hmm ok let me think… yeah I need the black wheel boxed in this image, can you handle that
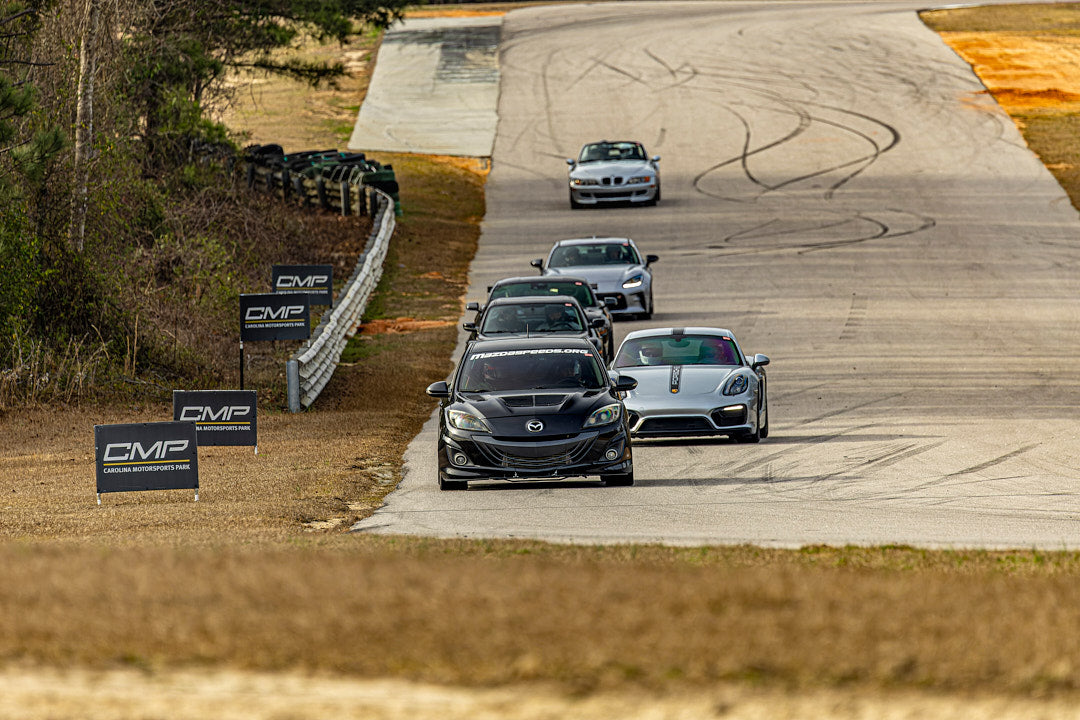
[602,470,634,487]
[570,191,582,210]
[439,472,468,491]
[759,401,769,439]
[648,184,660,206]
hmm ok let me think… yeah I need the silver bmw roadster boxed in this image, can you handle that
[611,327,770,442]
[566,140,660,209]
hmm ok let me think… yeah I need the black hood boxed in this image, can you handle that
[456,389,613,437]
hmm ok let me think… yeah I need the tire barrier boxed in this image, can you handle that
[243,143,401,216]
[285,188,395,413]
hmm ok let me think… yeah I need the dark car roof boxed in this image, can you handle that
[484,294,584,309]
[465,336,597,355]
[489,275,593,288]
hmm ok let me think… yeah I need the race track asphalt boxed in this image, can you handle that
[353,1,1080,548]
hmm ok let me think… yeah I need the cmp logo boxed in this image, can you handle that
[276,274,329,289]
[245,305,306,323]
[273,264,333,306]
[526,419,544,433]
[103,440,189,465]
[178,406,251,424]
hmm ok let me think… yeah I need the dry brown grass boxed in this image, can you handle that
[9,4,1080,715]
[5,539,1080,696]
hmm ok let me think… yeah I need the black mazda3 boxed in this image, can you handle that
[426,337,637,490]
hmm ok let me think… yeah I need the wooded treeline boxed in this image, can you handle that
[0,0,409,408]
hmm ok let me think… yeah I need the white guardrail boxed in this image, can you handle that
[286,188,395,412]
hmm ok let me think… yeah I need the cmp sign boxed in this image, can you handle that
[173,390,258,450]
[273,264,333,307]
[95,421,199,503]
[240,292,311,342]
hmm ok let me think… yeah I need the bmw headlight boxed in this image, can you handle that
[447,409,491,433]
[722,374,749,396]
[584,403,621,427]
[622,274,644,289]
[571,178,600,187]
[627,175,653,184]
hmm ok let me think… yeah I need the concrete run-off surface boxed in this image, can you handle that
[347,15,502,157]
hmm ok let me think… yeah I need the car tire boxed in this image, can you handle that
[648,184,660,206]
[602,470,634,487]
[439,472,468,491]
[641,291,653,320]
[734,424,761,444]
[570,191,582,210]
[759,402,770,439]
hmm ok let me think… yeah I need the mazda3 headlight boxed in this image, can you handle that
[622,274,644,289]
[584,403,621,427]
[571,178,600,186]
[722,374,749,396]
[447,409,491,433]
[627,175,653,184]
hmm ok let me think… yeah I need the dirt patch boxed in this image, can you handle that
[359,316,457,334]
[937,32,1080,113]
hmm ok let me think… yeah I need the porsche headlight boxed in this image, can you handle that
[447,409,491,433]
[571,178,600,187]
[622,274,644,289]
[627,175,653,184]
[584,403,621,427]
[722,374,749,396]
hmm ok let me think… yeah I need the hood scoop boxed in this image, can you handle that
[500,394,567,409]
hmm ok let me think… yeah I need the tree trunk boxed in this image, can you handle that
[70,0,101,253]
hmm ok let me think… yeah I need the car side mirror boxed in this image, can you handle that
[465,301,480,312]
[646,254,659,266]
[603,297,618,308]
[613,374,638,392]
[566,158,575,166]
[751,353,770,369]
[426,381,450,398]
[651,155,660,163]
[591,317,606,329]
[530,258,543,272]
[462,322,477,332]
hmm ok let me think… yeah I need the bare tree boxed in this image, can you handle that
[70,0,101,252]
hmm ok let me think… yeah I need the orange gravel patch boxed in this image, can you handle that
[940,32,1080,113]
[360,316,457,334]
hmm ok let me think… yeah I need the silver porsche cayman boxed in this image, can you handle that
[566,140,660,209]
[611,327,770,441]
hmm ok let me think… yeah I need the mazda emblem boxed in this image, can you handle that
[526,420,544,433]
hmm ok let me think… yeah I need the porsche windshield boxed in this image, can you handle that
[578,142,646,163]
[459,348,605,392]
[549,243,639,268]
[479,302,585,334]
[490,281,596,308]
[614,335,743,368]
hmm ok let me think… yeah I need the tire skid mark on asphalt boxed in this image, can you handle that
[839,294,867,341]
[852,440,946,472]
[792,392,907,426]
[946,443,1040,478]
[691,99,813,199]
[721,424,879,476]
